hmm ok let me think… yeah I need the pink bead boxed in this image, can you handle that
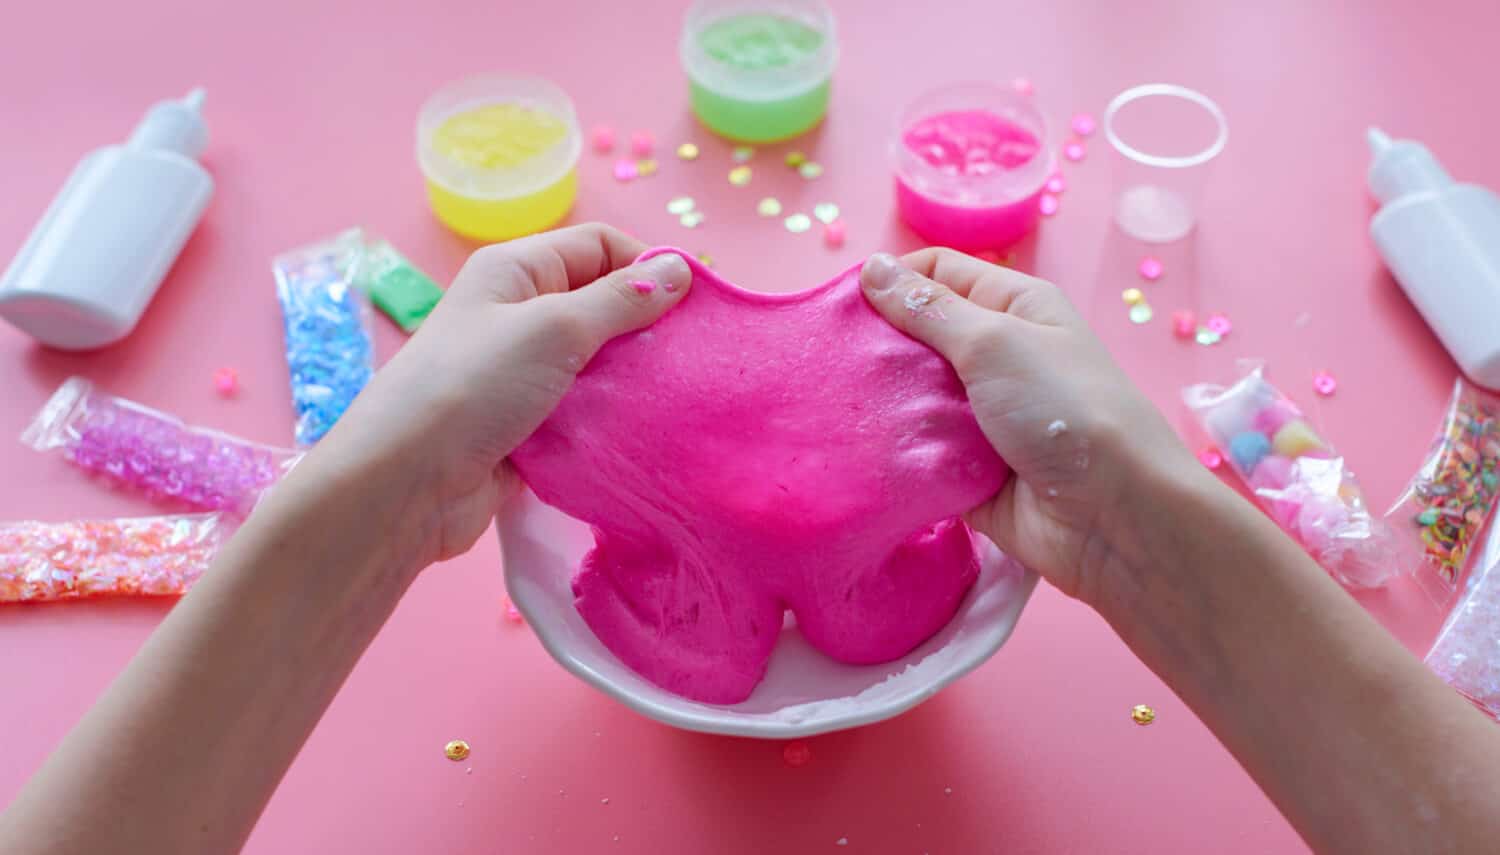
[629,131,654,158]
[1063,142,1085,162]
[1313,370,1338,396]
[612,159,638,182]
[1171,310,1196,339]
[212,367,238,397]
[1045,173,1066,194]
[591,125,616,154]
[1038,194,1059,216]
[824,220,846,248]
[1251,400,1301,435]
[783,741,813,767]
[1137,257,1163,281]
[1197,448,1223,469]
[503,598,525,624]
[1070,113,1097,136]
[1011,77,1034,96]
[1206,313,1232,336]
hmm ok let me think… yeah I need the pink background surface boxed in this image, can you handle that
[2,1,1497,852]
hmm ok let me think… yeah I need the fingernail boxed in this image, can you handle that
[644,253,691,294]
[862,253,902,292]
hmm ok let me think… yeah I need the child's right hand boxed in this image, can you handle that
[860,249,1208,606]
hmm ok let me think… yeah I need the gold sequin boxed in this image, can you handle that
[785,151,807,168]
[696,253,714,268]
[728,166,752,186]
[676,142,700,161]
[445,739,471,761]
[1122,288,1144,305]
[1130,705,1156,725]
[636,158,658,177]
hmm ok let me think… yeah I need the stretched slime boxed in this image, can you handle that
[510,250,1009,704]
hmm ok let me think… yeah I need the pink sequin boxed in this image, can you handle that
[1171,310,1196,339]
[1138,257,1164,281]
[630,280,657,295]
[1197,448,1223,470]
[783,741,813,767]
[591,125,616,154]
[1011,77,1034,96]
[1038,194,1059,216]
[1070,113,1097,137]
[1313,371,1338,397]
[1206,313,1232,336]
[824,220,846,249]
[1045,173,1066,194]
[629,131,654,158]
[1063,142,1085,162]
[612,159,638,182]
[0,513,225,603]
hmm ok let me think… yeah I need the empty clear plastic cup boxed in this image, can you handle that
[1103,84,1227,243]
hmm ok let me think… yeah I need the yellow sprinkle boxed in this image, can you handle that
[1131,705,1155,726]
[757,197,783,217]
[445,739,471,761]
[676,142,700,161]
[636,158,658,176]
[1122,288,1144,305]
[728,166,752,186]
[785,151,807,168]
[696,253,714,268]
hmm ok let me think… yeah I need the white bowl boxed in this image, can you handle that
[497,487,1038,739]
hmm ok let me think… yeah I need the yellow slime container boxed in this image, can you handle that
[417,75,581,242]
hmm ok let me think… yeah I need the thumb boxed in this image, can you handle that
[566,251,694,350]
[859,252,997,365]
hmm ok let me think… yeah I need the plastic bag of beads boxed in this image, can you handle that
[21,376,300,515]
[273,228,376,445]
[1385,377,1500,600]
[1183,363,1406,589]
[1425,509,1500,718]
[1,513,225,603]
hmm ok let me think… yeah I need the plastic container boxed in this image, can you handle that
[1103,83,1227,243]
[416,74,581,242]
[891,82,1054,252]
[1367,128,1500,390]
[680,0,838,143]
[0,89,213,350]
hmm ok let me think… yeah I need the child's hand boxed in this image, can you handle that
[860,249,1200,604]
[306,224,692,571]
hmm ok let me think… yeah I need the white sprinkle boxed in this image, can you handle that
[1045,419,1068,437]
[836,838,848,846]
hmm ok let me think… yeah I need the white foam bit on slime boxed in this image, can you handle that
[1046,419,1068,437]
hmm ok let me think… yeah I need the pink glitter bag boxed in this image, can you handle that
[0,513,225,603]
[21,377,300,515]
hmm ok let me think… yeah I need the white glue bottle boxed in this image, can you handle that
[1367,127,1500,390]
[0,89,213,350]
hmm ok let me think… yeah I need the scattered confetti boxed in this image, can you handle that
[1403,382,1500,584]
[1063,142,1085,162]
[1129,303,1154,324]
[1138,256,1164,281]
[798,162,824,179]
[728,165,752,186]
[1195,327,1222,346]
[213,367,238,397]
[813,203,840,224]
[630,131,654,158]
[1197,448,1223,469]
[783,741,812,767]
[1012,77,1034,96]
[1206,313,1233,336]
[0,513,224,603]
[756,197,783,217]
[1039,194,1059,216]
[1071,113,1097,136]
[1045,173,1066,194]
[785,150,807,168]
[1171,310,1197,339]
[679,211,705,228]
[1121,288,1144,306]
[612,159,638,182]
[503,598,524,624]
[784,213,812,233]
[590,125,615,154]
[444,740,470,761]
[1313,371,1338,397]
[676,142,700,161]
[1131,704,1156,725]
[732,146,754,162]
[667,196,696,216]
[636,158,658,177]
[824,220,846,248]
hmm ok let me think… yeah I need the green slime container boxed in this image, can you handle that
[681,1,838,143]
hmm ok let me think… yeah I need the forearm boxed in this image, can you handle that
[0,452,421,855]
[1102,462,1500,854]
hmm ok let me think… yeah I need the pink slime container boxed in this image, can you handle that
[892,82,1054,252]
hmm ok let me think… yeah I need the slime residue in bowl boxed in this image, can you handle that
[903,109,1041,175]
[431,103,568,170]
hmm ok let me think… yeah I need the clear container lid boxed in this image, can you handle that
[680,0,838,100]
[416,74,581,200]
[891,82,1054,208]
